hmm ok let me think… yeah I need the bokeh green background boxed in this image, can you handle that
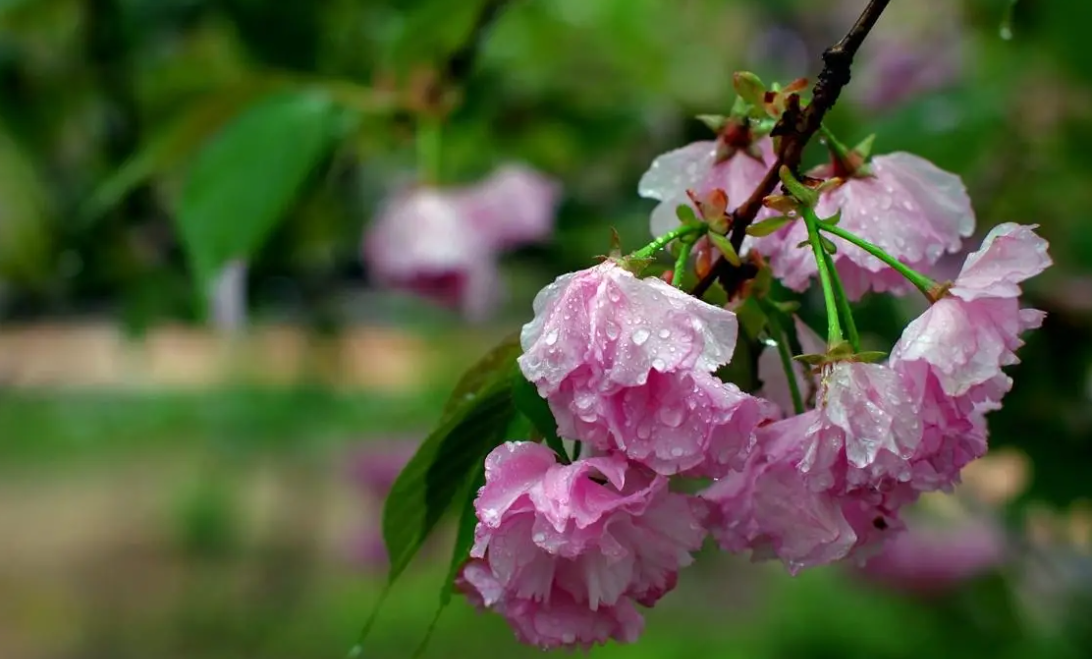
[1,0,1091,657]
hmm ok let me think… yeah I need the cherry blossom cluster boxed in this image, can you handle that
[455,83,1052,650]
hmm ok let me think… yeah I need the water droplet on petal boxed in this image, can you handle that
[544,329,559,346]
[651,357,666,370]
[605,321,620,340]
[632,328,651,346]
[659,406,684,427]
[658,328,671,339]
[670,447,685,457]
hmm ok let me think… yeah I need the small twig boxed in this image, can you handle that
[422,0,513,114]
[692,0,891,298]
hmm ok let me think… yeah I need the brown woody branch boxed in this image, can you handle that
[692,0,891,298]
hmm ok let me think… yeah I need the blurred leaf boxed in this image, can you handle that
[80,82,284,223]
[746,215,793,237]
[708,232,741,266]
[441,332,521,418]
[0,121,53,286]
[176,88,342,308]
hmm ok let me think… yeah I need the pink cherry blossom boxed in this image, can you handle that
[459,561,644,650]
[758,152,975,299]
[364,186,499,319]
[518,261,772,475]
[459,164,562,250]
[702,413,905,574]
[465,442,705,649]
[891,223,1051,405]
[550,368,775,477]
[363,164,560,320]
[799,361,923,492]
[858,498,1006,593]
[639,137,776,239]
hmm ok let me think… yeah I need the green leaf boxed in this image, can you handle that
[820,235,838,255]
[732,71,766,106]
[383,334,521,586]
[511,368,568,463]
[442,333,522,418]
[79,83,280,224]
[745,215,793,237]
[176,89,342,311]
[707,232,741,267]
[793,353,827,366]
[675,204,700,226]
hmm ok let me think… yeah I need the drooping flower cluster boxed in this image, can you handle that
[442,71,1052,651]
[458,442,706,650]
[703,222,1049,573]
[363,164,560,320]
[459,259,775,648]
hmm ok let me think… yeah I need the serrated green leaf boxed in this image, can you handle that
[176,89,342,313]
[442,333,521,418]
[745,215,794,237]
[707,232,741,266]
[820,235,838,255]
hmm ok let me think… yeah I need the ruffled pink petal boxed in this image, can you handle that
[950,223,1052,301]
[460,163,561,250]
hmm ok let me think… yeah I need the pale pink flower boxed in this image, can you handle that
[363,164,560,320]
[465,442,705,648]
[460,164,562,250]
[639,137,776,239]
[799,361,923,492]
[891,223,1051,406]
[858,495,1006,593]
[518,261,771,475]
[702,413,905,574]
[344,438,419,570]
[759,152,975,299]
[550,368,774,477]
[364,186,499,319]
[459,561,644,650]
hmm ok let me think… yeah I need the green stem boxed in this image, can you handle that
[672,241,694,289]
[631,225,705,260]
[803,207,843,346]
[818,222,937,298]
[416,120,443,184]
[823,250,860,351]
[765,307,806,415]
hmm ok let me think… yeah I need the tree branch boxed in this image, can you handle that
[692,0,891,298]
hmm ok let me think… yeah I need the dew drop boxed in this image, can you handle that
[608,289,621,302]
[659,406,684,427]
[658,328,671,339]
[632,328,651,345]
[670,447,685,457]
[533,532,547,543]
[544,329,559,346]
[651,357,666,371]
[605,321,620,340]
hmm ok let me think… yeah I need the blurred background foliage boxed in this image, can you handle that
[1,0,1091,657]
